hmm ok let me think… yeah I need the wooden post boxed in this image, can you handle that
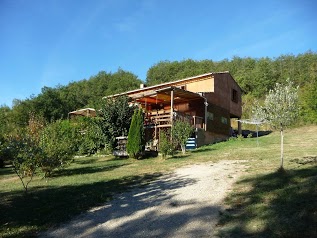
[238,118,242,135]
[170,90,174,142]
[280,123,284,169]
[170,90,174,125]
[204,99,208,131]
[155,125,157,139]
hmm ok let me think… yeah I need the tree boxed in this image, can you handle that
[39,120,79,177]
[127,108,144,159]
[76,117,107,155]
[159,130,174,159]
[4,114,45,191]
[98,96,136,149]
[253,80,299,170]
[171,119,194,154]
[6,132,43,193]
[300,80,317,123]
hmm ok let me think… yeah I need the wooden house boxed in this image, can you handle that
[108,71,242,148]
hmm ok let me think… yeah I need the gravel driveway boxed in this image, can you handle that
[40,160,246,238]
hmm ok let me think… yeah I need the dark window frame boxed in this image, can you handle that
[231,89,238,103]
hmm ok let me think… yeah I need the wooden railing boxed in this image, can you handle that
[144,109,204,128]
[144,109,172,127]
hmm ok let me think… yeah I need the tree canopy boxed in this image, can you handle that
[1,51,316,135]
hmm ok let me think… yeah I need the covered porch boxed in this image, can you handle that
[128,86,208,149]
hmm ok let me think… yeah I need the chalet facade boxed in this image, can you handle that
[108,71,242,147]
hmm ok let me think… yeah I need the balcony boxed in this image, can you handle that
[144,109,204,129]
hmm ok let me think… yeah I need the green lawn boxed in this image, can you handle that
[1,126,316,238]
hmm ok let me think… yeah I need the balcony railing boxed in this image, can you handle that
[144,109,204,129]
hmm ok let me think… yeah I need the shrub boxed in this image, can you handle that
[76,117,106,155]
[159,130,174,159]
[39,120,79,177]
[171,119,194,154]
[6,133,43,192]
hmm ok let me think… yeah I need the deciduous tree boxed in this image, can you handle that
[253,80,299,169]
[171,119,194,154]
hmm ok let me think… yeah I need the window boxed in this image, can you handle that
[221,117,228,124]
[207,112,214,120]
[232,89,238,103]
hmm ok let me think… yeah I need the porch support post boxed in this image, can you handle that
[155,125,157,139]
[204,98,208,131]
[238,117,242,135]
[170,90,174,125]
[170,89,174,142]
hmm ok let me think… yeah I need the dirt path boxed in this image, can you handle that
[40,160,246,238]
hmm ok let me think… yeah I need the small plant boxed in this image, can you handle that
[159,130,174,159]
[247,133,253,138]
[236,134,244,141]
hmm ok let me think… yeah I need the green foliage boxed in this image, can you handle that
[98,96,136,149]
[6,132,43,192]
[0,105,14,136]
[146,59,215,86]
[252,80,300,169]
[3,52,317,130]
[159,130,174,159]
[5,69,141,129]
[76,117,106,155]
[39,120,79,177]
[171,119,194,154]
[146,52,317,124]
[300,78,317,123]
[0,135,7,168]
[253,80,299,129]
[127,108,145,159]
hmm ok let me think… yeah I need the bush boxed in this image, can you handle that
[76,117,106,155]
[171,119,194,154]
[159,130,174,159]
[39,120,79,177]
[6,133,43,192]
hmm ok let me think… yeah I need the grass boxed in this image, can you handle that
[1,125,317,237]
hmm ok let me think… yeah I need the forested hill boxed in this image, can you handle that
[146,51,317,98]
[2,69,142,127]
[1,51,316,129]
[146,51,317,123]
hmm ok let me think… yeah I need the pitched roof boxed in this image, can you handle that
[104,71,232,99]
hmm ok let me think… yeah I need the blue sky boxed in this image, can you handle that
[1,0,316,107]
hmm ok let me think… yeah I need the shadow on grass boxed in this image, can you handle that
[241,130,272,138]
[51,163,128,177]
[170,154,191,159]
[74,158,100,165]
[0,173,162,238]
[0,165,14,176]
[190,147,215,153]
[217,165,317,237]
